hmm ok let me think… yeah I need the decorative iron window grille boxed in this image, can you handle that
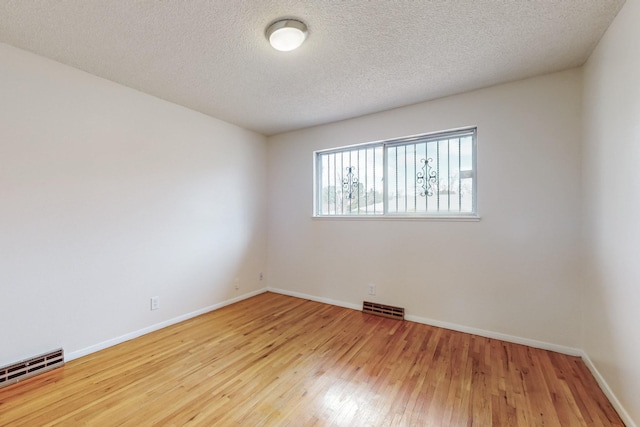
[314,127,477,217]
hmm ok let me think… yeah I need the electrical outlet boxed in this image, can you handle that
[368,284,376,296]
[259,272,263,281]
[150,296,159,311]
[234,278,239,290]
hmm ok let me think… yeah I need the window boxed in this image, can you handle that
[314,127,477,218]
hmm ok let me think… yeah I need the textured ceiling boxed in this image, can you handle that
[0,1,625,136]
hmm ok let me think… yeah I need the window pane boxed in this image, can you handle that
[318,146,383,215]
[386,132,475,215]
[316,128,476,217]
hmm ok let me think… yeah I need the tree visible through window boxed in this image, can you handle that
[314,128,477,217]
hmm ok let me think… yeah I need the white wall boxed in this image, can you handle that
[582,0,640,423]
[267,69,583,348]
[0,43,268,366]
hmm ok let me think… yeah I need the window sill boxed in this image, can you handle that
[312,214,481,222]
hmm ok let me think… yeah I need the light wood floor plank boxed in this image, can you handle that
[0,292,624,426]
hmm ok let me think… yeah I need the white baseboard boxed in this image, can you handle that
[268,287,581,356]
[580,351,636,427]
[404,313,582,357]
[267,287,361,311]
[66,288,267,362]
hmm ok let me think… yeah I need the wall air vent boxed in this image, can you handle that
[363,301,405,320]
[0,349,64,389]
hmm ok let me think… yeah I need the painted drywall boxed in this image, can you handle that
[0,43,268,366]
[582,0,640,423]
[267,69,583,348]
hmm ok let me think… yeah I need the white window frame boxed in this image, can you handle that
[313,127,479,220]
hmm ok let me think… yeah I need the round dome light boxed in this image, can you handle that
[266,19,308,52]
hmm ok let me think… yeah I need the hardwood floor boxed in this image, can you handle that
[0,292,623,426]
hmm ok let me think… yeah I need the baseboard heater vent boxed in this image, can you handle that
[363,301,405,320]
[0,348,64,389]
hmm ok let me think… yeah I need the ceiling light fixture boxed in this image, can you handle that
[266,19,308,52]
